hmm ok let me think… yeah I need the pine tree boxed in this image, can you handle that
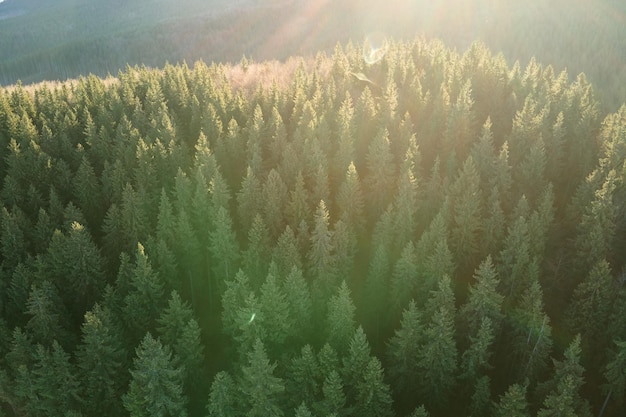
[390,241,418,318]
[72,156,102,228]
[574,170,617,276]
[498,201,534,302]
[467,375,491,417]
[286,171,311,230]
[336,161,365,234]
[602,340,626,410]
[387,300,423,394]
[0,206,27,270]
[262,169,288,239]
[259,273,292,352]
[221,270,257,344]
[238,339,285,417]
[460,317,495,382]
[39,221,105,317]
[316,370,347,417]
[459,255,504,338]
[157,291,204,388]
[294,402,314,417]
[536,335,591,417]
[76,304,127,417]
[206,371,239,417]
[302,349,331,390]
[492,383,530,417]
[25,280,71,348]
[308,200,336,297]
[408,405,430,417]
[208,206,240,285]
[509,280,553,383]
[23,341,81,417]
[450,156,482,270]
[123,243,165,344]
[326,281,357,354]
[332,219,357,282]
[567,259,615,361]
[418,275,458,409]
[173,208,203,304]
[286,345,321,410]
[353,357,394,417]
[237,166,262,233]
[365,128,395,221]
[282,265,312,342]
[241,214,271,288]
[272,225,302,279]
[123,333,188,417]
[392,167,419,254]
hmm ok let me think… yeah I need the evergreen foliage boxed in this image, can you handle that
[0,37,624,417]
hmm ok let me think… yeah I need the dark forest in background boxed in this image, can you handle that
[1,0,625,111]
[1,38,626,417]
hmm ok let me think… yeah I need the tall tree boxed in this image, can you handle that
[326,281,357,354]
[262,169,288,239]
[566,259,615,363]
[208,206,240,285]
[365,128,395,221]
[418,275,458,410]
[38,221,105,319]
[308,200,336,299]
[238,339,285,417]
[241,214,271,288]
[236,166,262,233]
[76,304,127,417]
[537,335,591,417]
[157,291,204,390]
[317,370,347,417]
[259,273,292,353]
[206,371,239,417]
[123,243,165,344]
[282,265,313,343]
[459,255,504,339]
[387,299,423,397]
[492,383,530,417]
[123,332,188,417]
[25,280,72,348]
[286,345,321,411]
[601,340,626,412]
[336,162,365,234]
[389,241,418,319]
[450,156,482,270]
[509,279,553,384]
[19,341,81,417]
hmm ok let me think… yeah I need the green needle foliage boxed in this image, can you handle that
[0,35,625,417]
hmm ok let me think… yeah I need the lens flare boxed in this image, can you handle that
[363,32,389,65]
[247,312,256,325]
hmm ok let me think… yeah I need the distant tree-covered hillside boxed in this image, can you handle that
[1,0,625,111]
[1,38,626,417]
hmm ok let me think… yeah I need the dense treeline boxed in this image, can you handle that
[1,0,626,112]
[1,38,626,417]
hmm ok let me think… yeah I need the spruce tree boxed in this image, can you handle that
[286,345,321,410]
[123,333,188,417]
[76,304,127,417]
[418,275,458,410]
[206,371,239,417]
[208,206,240,284]
[492,383,530,417]
[238,339,285,417]
[326,281,357,354]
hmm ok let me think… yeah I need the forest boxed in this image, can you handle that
[1,0,626,112]
[0,37,626,417]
